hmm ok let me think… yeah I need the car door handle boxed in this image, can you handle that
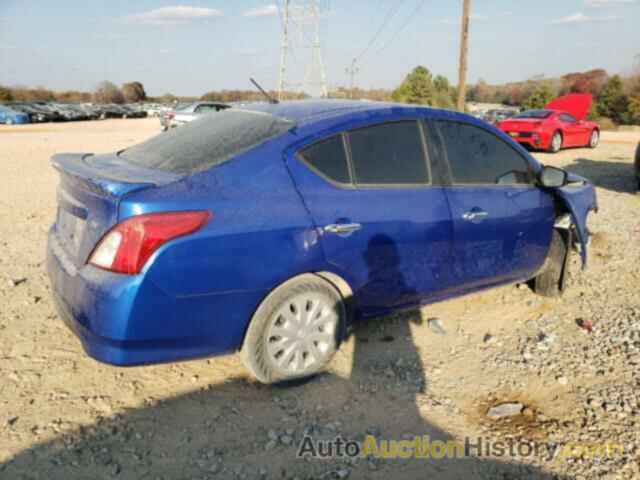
[324,223,362,234]
[462,211,489,222]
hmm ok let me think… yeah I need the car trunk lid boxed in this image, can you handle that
[545,93,592,121]
[51,152,182,270]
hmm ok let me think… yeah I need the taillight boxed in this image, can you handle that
[89,211,210,274]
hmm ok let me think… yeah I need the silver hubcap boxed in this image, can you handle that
[266,292,338,375]
[591,131,599,147]
[552,134,561,151]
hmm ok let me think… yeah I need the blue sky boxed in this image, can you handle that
[0,0,638,97]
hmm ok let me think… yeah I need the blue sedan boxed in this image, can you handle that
[0,105,29,124]
[46,101,597,383]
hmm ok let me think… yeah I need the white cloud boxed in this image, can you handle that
[551,11,619,23]
[585,0,634,8]
[126,6,223,25]
[243,4,279,18]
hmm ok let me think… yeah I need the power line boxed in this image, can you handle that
[375,0,427,55]
[345,0,405,96]
[354,0,405,62]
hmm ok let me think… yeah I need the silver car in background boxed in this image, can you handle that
[161,101,229,130]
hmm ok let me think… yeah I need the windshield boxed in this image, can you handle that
[515,109,552,119]
[120,110,293,174]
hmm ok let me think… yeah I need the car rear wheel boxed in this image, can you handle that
[532,230,569,298]
[548,131,562,153]
[588,129,599,149]
[241,274,345,384]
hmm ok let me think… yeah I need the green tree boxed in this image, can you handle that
[391,66,435,105]
[598,75,630,124]
[432,75,456,109]
[0,85,13,101]
[521,84,555,111]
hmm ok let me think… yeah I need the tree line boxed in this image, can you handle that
[1,65,639,126]
[466,69,640,126]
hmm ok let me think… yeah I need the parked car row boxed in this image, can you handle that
[0,102,151,124]
[470,108,517,125]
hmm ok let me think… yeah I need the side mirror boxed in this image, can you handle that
[540,166,568,188]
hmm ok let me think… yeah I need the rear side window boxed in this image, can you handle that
[436,121,531,185]
[120,110,292,174]
[348,121,429,185]
[299,135,350,184]
[559,113,577,124]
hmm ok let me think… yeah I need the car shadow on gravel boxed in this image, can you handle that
[0,331,559,479]
[1,237,561,479]
[563,158,637,194]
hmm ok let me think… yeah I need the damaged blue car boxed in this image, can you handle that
[46,100,597,383]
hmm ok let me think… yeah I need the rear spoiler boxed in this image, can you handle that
[51,153,182,198]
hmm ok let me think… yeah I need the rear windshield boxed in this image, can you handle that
[514,109,552,119]
[120,110,293,174]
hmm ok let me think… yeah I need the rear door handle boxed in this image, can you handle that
[324,223,362,234]
[462,211,489,222]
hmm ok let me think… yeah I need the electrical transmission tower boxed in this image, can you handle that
[277,0,329,100]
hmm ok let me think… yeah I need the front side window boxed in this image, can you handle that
[347,121,430,185]
[436,121,531,185]
[299,135,351,185]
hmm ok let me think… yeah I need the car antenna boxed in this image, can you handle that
[250,78,279,104]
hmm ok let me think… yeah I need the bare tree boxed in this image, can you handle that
[93,81,124,104]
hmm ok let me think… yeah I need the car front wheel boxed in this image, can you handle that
[588,129,600,149]
[241,274,345,384]
[532,230,569,298]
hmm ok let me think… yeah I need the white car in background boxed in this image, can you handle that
[168,102,229,129]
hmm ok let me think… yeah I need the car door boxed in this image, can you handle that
[285,119,456,316]
[431,119,556,293]
[557,113,579,146]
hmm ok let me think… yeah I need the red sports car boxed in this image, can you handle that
[497,93,600,153]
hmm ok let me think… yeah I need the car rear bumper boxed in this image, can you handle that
[47,227,264,366]
[507,134,542,149]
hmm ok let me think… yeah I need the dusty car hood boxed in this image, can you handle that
[553,173,598,268]
[545,93,592,121]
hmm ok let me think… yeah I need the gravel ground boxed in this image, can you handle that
[1,119,639,480]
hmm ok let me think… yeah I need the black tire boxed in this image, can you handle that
[533,230,568,298]
[588,129,600,149]
[240,274,346,384]
[548,131,563,153]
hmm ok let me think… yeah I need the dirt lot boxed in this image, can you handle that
[1,118,639,480]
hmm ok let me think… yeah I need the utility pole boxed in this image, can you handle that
[345,58,359,99]
[277,0,290,101]
[456,0,470,112]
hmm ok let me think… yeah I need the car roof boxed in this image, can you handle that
[238,99,401,125]
[243,99,475,125]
